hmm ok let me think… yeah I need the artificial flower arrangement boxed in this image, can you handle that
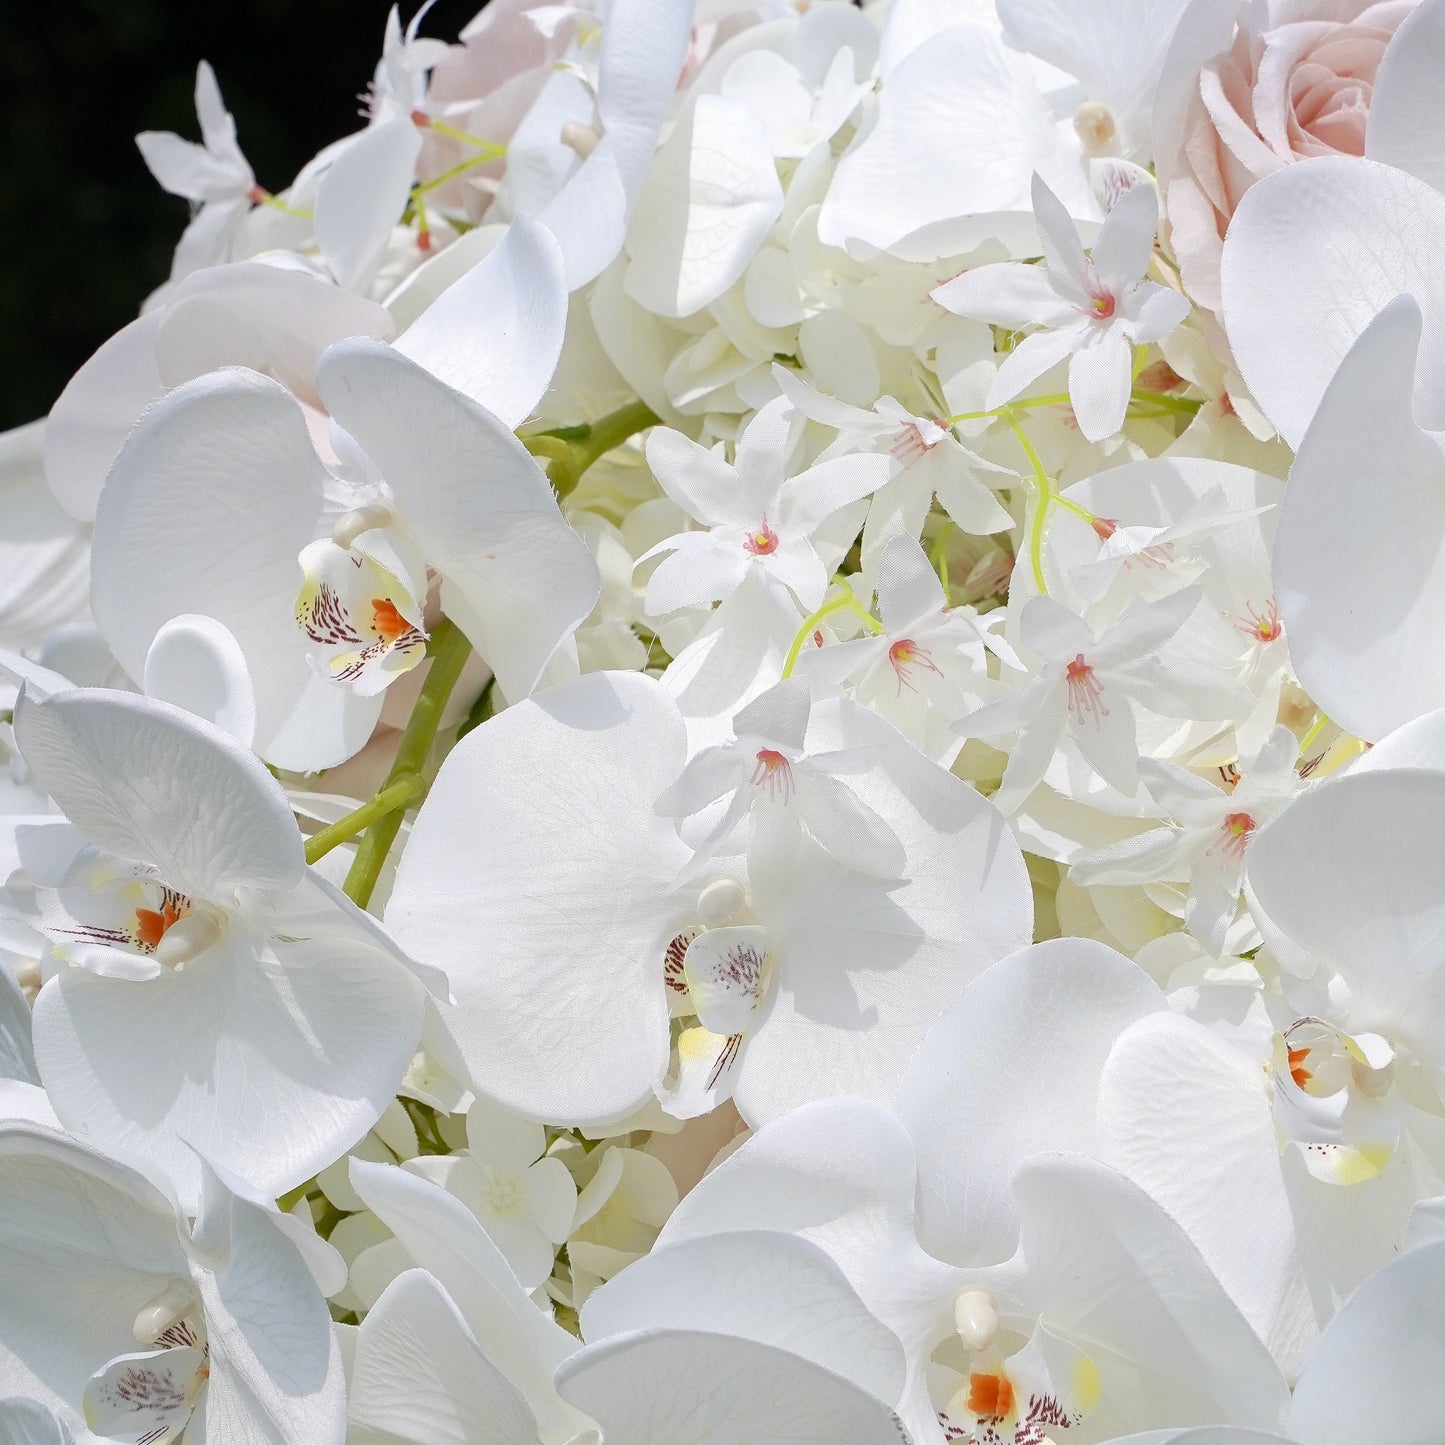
[3,0,1445,1440]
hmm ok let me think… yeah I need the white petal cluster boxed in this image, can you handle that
[5,0,1445,1441]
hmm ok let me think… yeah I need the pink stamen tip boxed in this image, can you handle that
[1208,810,1256,862]
[751,748,795,802]
[1065,653,1109,726]
[888,637,944,695]
[1092,517,1118,541]
[410,108,432,127]
[247,185,268,205]
[743,516,780,556]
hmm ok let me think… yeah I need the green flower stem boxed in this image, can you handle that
[542,399,661,497]
[999,407,1055,596]
[1128,387,1204,415]
[341,619,474,910]
[781,583,883,679]
[304,774,427,866]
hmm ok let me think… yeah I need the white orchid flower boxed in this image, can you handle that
[44,260,394,523]
[136,63,258,282]
[955,587,1246,812]
[4,685,431,1206]
[658,1096,1288,1445]
[771,364,1015,566]
[383,669,1031,1130]
[1073,726,1305,957]
[91,221,596,771]
[795,536,1018,767]
[656,676,905,885]
[0,1122,345,1445]
[639,397,890,621]
[933,174,1190,441]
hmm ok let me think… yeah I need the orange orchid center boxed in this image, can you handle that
[134,899,186,951]
[1288,1044,1313,1091]
[966,1371,1015,1420]
[371,596,413,642]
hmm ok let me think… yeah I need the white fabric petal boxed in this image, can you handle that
[1098,1012,1318,1379]
[0,1399,76,1445]
[1367,0,1445,197]
[580,1231,905,1406]
[1272,296,1445,741]
[624,94,785,319]
[350,1270,541,1445]
[143,615,256,747]
[736,700,1033,1124]
[12,687,301,900]
[931,262,1076,330]
[0,1125,190,1430]
[897,939,1165,1268]
[314,119,423,291]
[348,1159,587,1442]
[1091,179,1159,294]
[91,369,378,772]
[316,339,600,702]
[818,24,1097,259]
[194,1177,345,1445]
[987,325,1083,408]
[32,921,422,1209]
[1221,156,1445,448]
[1068,326,1135,441]
[395,214,566,428]
[555,1329,910,1444]
[537,0,693,291]
[0,966,37,1085]
[1289,1239,1445,1442]
[384,672,689,1123]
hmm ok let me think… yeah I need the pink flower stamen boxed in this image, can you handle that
[1225,597,1282,644]
[1207,810,1256,862]
[751,748,795,802]
[888,637,944,695]
[1065,653,1108,726]
[743,516,780,556]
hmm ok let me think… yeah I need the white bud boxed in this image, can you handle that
[133,1279,200,1346]
[561,121,602,160]
[953,1289,999,1353]
[1073,102,1117,155]
[332,502,397,549]
[155,910,223,969]
[697,878,746,926]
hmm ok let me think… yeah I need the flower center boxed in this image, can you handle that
[480,1167,528,1220]
[1207,811,1256,863]
[888,637,944,695]
[1064,654,1108,727]
[295,538,429,695]
[743,516,780,556]
[1226,597,1283,644]
[751,748,796,802]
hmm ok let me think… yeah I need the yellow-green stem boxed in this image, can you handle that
[545,399,661,496]
[342,620,473,909]
[999,408,1054,596]
[304,774,426,866]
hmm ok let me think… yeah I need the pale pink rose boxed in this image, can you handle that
[1164,0,1415,312]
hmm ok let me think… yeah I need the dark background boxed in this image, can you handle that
[1,0,484,430]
